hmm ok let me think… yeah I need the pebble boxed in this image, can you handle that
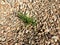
[59,5,60,8]
[52,36,59,42]
[6,27,10,30]
[29,0,33,3]
[0,36,6,42]
[52,36,58,39]
[55,0,57,2]
[15,43,18,45]
[26,30,29,33]
[1,1,5,4]
[45,29,50,33]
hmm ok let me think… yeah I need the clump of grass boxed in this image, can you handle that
[17,12,37,26]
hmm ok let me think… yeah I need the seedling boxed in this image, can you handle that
[17,12,37,26]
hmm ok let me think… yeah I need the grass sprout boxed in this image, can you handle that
[17,12,37,26]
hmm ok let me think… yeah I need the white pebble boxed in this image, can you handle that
[1,1,5,4]
[52,36,59,42]
[52,36,58,39]
[15,43,18,45]
[26,30,29,33]
[59,5,60,8]
[55,0,57,2]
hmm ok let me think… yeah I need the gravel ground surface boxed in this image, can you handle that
[0,0,60,45]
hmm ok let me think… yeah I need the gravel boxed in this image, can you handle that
[0,0,60,45]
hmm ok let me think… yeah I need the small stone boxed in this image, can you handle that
[45,29,50,33]
[52,36,58,39]
[0,37,2,41]
[0,22,4,25]
[2,37,6,41]
[1,1,5,4]
[48,41,50,44]
[52,15,57,21]
[26,30,29,33]
[26,13,30,17]
[55,39,57,42]
[34,1,36,3]
[42,4,44,6]
[17,27,20,30]
[0,37,6,42]
[20,6,23,9]
[55,0,57,2]
[4,12,6,14]
[19,2,23,5]
[29,0,33,3]
[32,40,34,44]
[6,27,10,30]
[35,36,38,39]
[52,36,59,42]
[59,5,60,8]
[15,43,18,45]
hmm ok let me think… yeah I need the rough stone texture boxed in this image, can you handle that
[0,0,60,45]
